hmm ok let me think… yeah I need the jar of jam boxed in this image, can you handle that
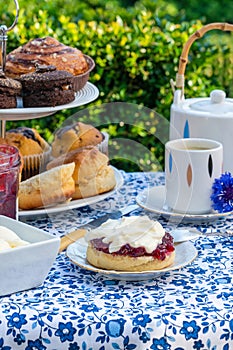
[0,144,21,219]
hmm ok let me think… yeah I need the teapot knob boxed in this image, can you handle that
[210,90,226,104]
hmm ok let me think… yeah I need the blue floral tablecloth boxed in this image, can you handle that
[1,171,233,350]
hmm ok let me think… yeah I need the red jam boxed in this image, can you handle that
[0,145,21,219]
[91,232,175,261]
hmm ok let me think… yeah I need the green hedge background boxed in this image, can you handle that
[1,0,232,171]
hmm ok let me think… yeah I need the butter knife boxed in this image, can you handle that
[59,204,139,253]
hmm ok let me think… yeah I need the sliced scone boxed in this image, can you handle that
[19,162,75,210]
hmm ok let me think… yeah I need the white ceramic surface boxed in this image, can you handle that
[66,237,197,281]
[136,185,233,223]
[0,82,99,120]
[0,215,60,296]
[165,138,223,214]
[170,89,233,173]
[171,228,204,243]
[18,167,124,217]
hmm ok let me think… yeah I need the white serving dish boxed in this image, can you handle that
[0,215,60,296]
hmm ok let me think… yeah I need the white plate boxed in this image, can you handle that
[66,238,197,281]
[19,167,123,217]
[136,185,233,223]
[0,82,99,120]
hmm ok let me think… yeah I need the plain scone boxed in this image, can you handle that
[47,146,116,199]
[86,244,175,272]
[19,162,75,210]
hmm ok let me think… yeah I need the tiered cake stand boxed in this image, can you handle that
[0,0,99,137]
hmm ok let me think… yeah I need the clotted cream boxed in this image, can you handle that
[85,215,165,253]
[0,226,29,252]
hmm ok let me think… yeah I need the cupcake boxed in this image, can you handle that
[0,71,21,108]
[51,122,108,158]
[5,127,51,180]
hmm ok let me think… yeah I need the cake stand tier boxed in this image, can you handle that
[0,82,99,121]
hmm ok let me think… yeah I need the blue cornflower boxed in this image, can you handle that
[211,172,233,212]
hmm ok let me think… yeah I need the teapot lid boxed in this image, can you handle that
[190,90,233,114]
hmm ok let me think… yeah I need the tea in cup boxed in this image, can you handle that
[165,138,223,214]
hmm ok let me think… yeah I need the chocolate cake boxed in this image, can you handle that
[20,64,75,107]
[0,71,21,109]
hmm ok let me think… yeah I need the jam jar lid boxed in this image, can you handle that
[190,89,233,114]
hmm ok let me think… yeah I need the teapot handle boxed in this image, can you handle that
[173,22,233,96]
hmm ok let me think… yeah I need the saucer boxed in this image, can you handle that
[136,185,233,223]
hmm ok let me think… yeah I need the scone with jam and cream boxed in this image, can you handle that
[85,215,175,272]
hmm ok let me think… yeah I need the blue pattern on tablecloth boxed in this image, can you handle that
[1,171,233,350]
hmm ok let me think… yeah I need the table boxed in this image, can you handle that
[1,171,233,350]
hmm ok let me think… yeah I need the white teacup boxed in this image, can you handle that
[165,138,223,214]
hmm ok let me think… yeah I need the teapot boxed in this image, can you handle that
[170,22,233,173]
